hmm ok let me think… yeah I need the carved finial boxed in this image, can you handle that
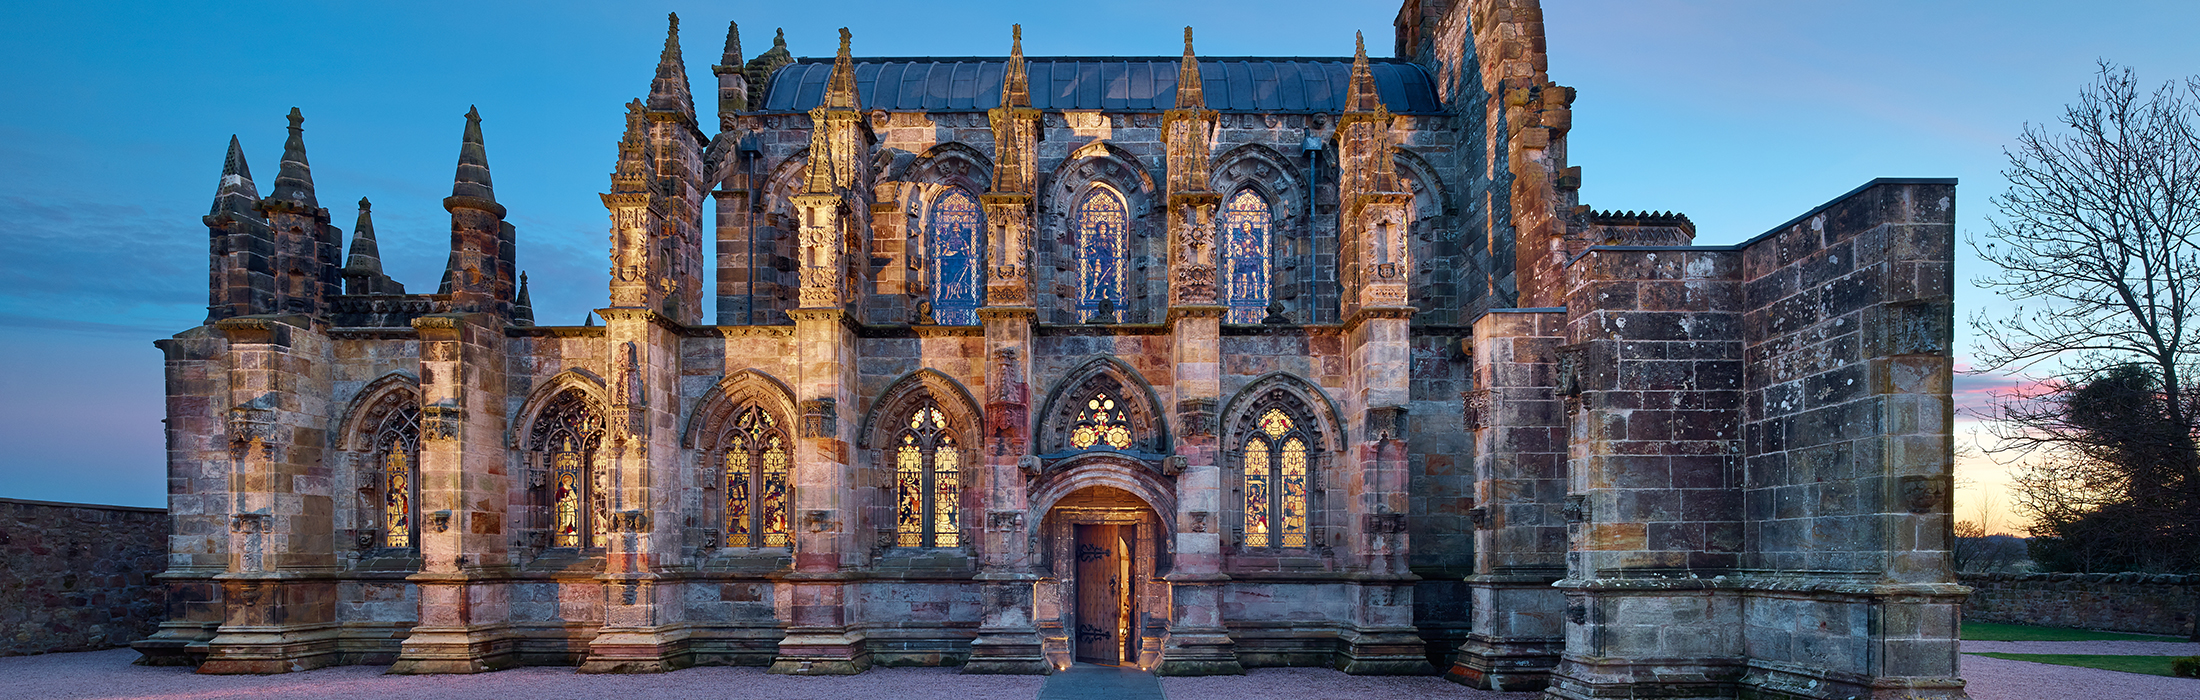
[774,28,786,48]
[358,196,370,211]
[287,106,303,129]
[1014,24,1022,44]
[1002,24,1031,108]
[1184,26,1194,54]
[1174,26,1205,109]
[821,27,860,110]
[1355,30,1365,59]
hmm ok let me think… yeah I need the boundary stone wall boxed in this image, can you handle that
[1962,572,2200,638]
[0,498,170,656]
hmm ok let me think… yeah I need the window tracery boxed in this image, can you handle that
[895,405,961,548]
[1241,407,1312,549]
[367,401,420,550]
[1221,189,1272,324]
[1075,188,1128,321]
[1070,392,1134,450]
[721,406,791,549]
[530,388,606,549]
[928,188,985,325]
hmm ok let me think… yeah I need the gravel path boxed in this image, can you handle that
[0,648,1046,700]
[1963,640,2200,656]
[1961,652,2200,700]
[1159,667,1536,700]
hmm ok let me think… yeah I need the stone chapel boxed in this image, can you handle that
[137,1,1969,698]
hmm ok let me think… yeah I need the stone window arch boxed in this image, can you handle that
[526,388,608,549]
[344,382,421,554]
[860,370,983,554]
[892,403,964,548]
[717,406,793,549]
[1036,357,1168,458]
[1219,374,1342,553]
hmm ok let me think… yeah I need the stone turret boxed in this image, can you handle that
[743,29,793,111]
[205,136,273,321]
[712,21,748,127]
[984,25,1041,309]
[1335,32,1411,317]
[439,106,514,316]
[1164,27,1221,307]
[343,198,404,295]
[257,108,342,318]
[647,13,697,121]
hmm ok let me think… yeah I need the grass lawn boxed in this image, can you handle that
[1961,621,2185,642]
[1968,653,2192,677]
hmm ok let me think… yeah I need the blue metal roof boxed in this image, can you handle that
[758,57,1444,114]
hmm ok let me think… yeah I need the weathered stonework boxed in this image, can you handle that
[1962,573,2200,639]
[144,3,1964,698]
[0,499,169,657]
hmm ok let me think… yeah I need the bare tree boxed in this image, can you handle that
[1971,63,2200,572]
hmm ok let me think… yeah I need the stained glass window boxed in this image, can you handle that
[1243,438,1271,548]
[896,402,961,548]
[552,442,584,547]
[929,189,985,325]
[531,388,604,549]
[1070,393,1133,450]
[1221,190,1272,324]
[1243,409,1311,549]
[721,407,791,550]
[366,399,420,550]
[382,451,412,548]
[1075,189,1127,321]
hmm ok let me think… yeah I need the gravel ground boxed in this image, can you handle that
[1962,640,2200,656]
[1159,667,1536,700]
[0,648,1046,700]
[1961,652,2200,700]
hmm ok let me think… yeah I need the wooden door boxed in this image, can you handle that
[1074,524,1133,664]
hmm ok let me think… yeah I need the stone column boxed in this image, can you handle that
[1151,304,1239,676]
[391,312,515,673]
[576,308,690,672]
[963,305,1049,674]
[1447,309,1568,691]
[772,304,868,674]
[134,328,234,666]
[196,316,341,674]
[1335,305,1431,675]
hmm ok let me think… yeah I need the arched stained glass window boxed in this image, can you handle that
[929,189,985,325]
[367,401,420,550]
[531,388,605,549]
[1070,392,1133,450]
[895,405,961,548]
[1075,189,1128,322]
[1221,190,1272,324]
[722,407,792,549]
[1242,408,1310,549]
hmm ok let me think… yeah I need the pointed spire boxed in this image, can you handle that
[208,136,260,217]
[451,106,496,202]
[511,271,535,326]
[821,27,860,110]
[345,197,383,275]
[1174,27,1205,110]
[1345,31,1381,113]
[647,12,696,117]
[720,20,742,66]
[267,108,318,208]
[1000,24,1030,108]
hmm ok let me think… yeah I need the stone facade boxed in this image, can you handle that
[139,2,1967,698]
[1,498,169,657]
[1962,573,2200,638]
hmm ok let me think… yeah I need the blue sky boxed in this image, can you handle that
[3,1,2197,517]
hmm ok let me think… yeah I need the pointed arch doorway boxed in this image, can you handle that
[1040,483,1167,668]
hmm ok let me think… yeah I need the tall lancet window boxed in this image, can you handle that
[721,406,792,549]
[894,405,962,548]
[928,188,985,325]
[1075,188,1128,321]
[1221,190,1273,324]
[369,403,421,549]
[1242,408,1310,548]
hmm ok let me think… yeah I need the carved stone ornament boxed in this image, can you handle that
[1461,390,1492,432]
[987,511,1025,532]
[1365,405,1407,442]
[803,509,836,533]
[227,398,278,459]
[799,398,838,438]
[1364,512,1407,534]
[1562,494,1589,524]
[230,511,270,534]
[1017,455,1043,476]
[431,510,453,533]
[1177,398,1217,437]
[422,402,464,441]
[613,509,650,533]
[1187,510,1210,533]
[1467,505,1489,531]
[1163,455,1188,476]
[1555,344,1586,397]
[1172,264,1216,305]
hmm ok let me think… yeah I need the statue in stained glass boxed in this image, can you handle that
[721,407,790,550]
[895,404,960,548]
[531,388,604,549]
[1221,190,1272,324]
[382,452,411,548]
[929,189,985,325]
[1243,437,1271,548]
[367,400,420,550]
[1075,189,1127,322]
[1244,409,1311,549]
